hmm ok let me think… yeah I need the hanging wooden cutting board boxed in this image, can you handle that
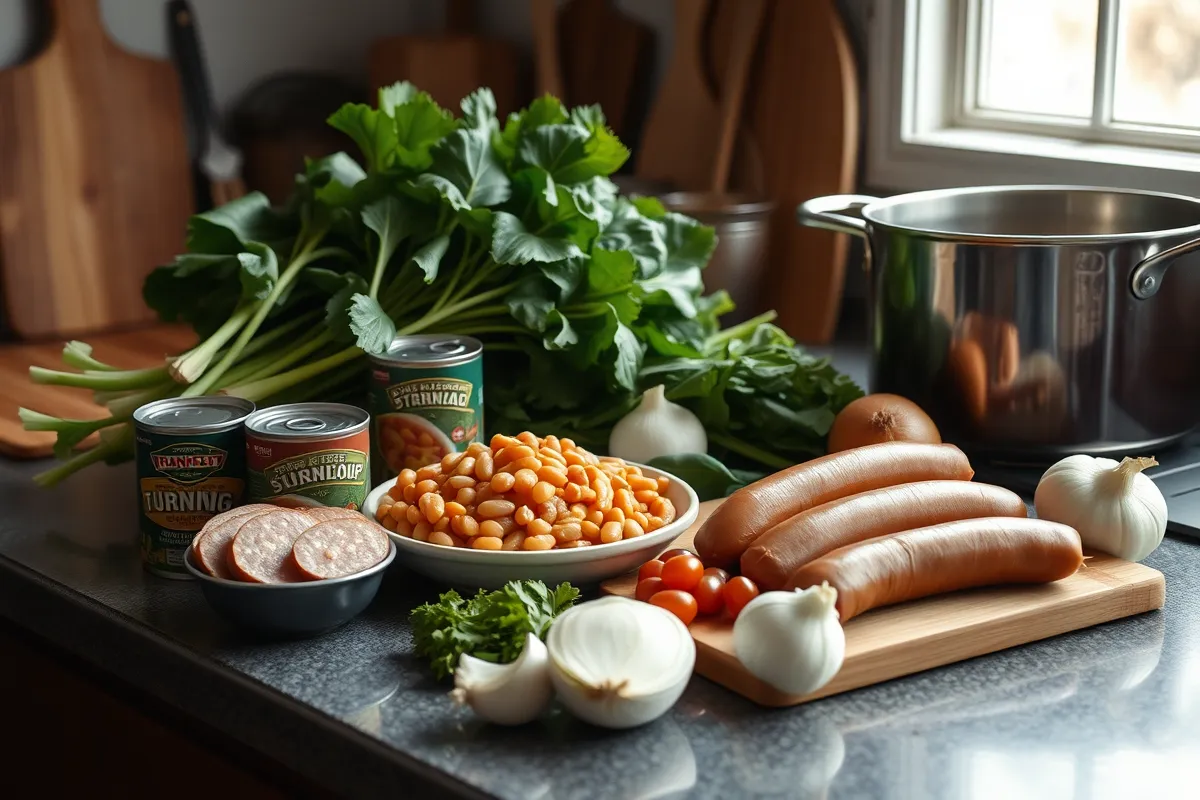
[602,499,1165,708]
[0,0,192,340]
[558,0,656,149]
[708,0,860,344]
[0,324,195,459]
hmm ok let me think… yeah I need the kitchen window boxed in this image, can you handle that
[865,0,1200,194]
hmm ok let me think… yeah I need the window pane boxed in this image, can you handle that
[1113,0,1200,129]
[977,0,1098,118]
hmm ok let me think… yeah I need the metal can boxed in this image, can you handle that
[368,335,484,481]
[134,397,256,579]
[245,402,371,511]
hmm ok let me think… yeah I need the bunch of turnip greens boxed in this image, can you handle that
[20,83,861,489]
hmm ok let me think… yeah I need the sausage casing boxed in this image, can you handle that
[741,480,1027,590]
[694,442,974,569]
[785,517,1083,621]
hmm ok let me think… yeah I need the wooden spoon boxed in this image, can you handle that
[709,0,769,192]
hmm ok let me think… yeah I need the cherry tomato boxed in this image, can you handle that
[658,547,695,563]
[661,555,704,592]
[723,576,760,619]
[649,589,698,625]
[693,574,725,615]
[635,577,665,602]
[638,559,665,582]
[702,567,730,583]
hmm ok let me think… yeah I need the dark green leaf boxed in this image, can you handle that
[632,195,668,220]
[663,212,717,274]
[308,152,368,208]
[186,192,280,255]
[412,234,451,283]
[237,242,279,301]
[539,257,587,301]
[327,103,397,173]
[324,273,370,343]
[361,195,417,269]
[645,453,749,501]
[587,247,637,296]
[457,207,495,241]
[428,128,511,207]
[491,211,583,264]
[544,310,578,350]
[516,124,630,185]
[611,322,642,391]
[461,87,499,132]
[409,173,469,210]
[597,199,667,277]
[505,278,556,331]
[499,97,570,162]
[392,93,457,171]
[569,104,606,130]
[348,294,397,354]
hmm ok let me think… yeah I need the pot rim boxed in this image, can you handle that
[858,184,1200,245]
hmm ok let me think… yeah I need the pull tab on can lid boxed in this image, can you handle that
[245,402,370,441]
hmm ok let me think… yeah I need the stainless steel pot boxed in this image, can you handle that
[798,185,1200,458]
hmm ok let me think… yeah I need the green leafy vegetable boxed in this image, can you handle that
[410,580,580,680]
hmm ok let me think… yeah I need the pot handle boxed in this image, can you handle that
[796,195,879,238]
[1130,234,1200,299]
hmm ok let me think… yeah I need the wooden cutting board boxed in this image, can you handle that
[602,499,1166,707]
[0,0,192,339]
[0,325,195,459]
[708,0,860,344]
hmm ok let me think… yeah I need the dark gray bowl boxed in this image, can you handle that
[183,542,395,637]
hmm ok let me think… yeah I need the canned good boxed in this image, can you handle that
[368,334,484,480]
[245,402,371,511]
[134,397,255,579]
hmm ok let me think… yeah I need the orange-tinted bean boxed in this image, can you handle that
[537,501,558,524]
[652,497,676,525]
[472,536,503,550]
[415,479,439,495]
[395,518,414,537]
[502,456,542,475]
[564,450,585,466]
[604,507,625,524]
[402,484,418,503]
[490,473,516,493]
[561,437,577,450]
[527,518,552,538]
[543,435,562,452]
[537,465,569,487]
[632,511,649,529]
[514,505,535,526]
[397,468,417,489]
[445,475,474,490]
[406,504,423,525]
[581,520,600,539]
[458,515,480,537]
[413,521,432,541]
[623,518,645,538]
[657,476,671,493]
[475,484,495,504]
[523,534,556,551]
[429,531,455,547]
[513,468,538,493]
[578,486,597,503]
[517,431,539,448]
[539,447,566,465]
[419,493,445,523]
[600,521,624,543]
[497,445,536,468]
[566,465,588,485]
[626,465,643,476]
[628,475,657,492]
[530,481,556,505]
[479,519,505,538]
[502,531,526,550]
[416,466,440,482]
[563,482,583,502]
[586,509,604,526]
[455,456,477,476]
[646,515,664,531]
[634,489,658,505]
[466,441,488,456]
[615,488,635,516]
[474,450,494,480]
[434,517,450,532]
[554,496,571,517]
[381,515,398,532]
[552,522,582,543]
[569,503,588,519]
[491,433,520,450]
[444,501,466,517]
[478,499,516,518]
[388,501,409,522]
[455,487,477,506]
[441,452,464,471]
[560,540,591,548]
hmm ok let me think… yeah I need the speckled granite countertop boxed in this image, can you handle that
[2,348,1199,798]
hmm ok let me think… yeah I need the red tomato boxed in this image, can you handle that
[658,548,695,563]
[661,555,704,592]
[638,559,665,582]
[694,575,725,615]
[723,577,760,619]
[650,589,698,625]
[702,567,730,584]
[635,577,665,602]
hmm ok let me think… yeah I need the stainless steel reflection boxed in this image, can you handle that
[799,186,1200,458]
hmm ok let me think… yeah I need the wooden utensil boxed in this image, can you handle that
[635,0,725,189]
[558,0,656,146]
[602,499,1165,708]
[0,0,193,340]
[709,0,768,193]
[368,0,522,120]
[530,0,564,98]
[709,0,861,344]
[0,325,195,458]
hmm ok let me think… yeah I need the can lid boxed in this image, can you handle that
[134,397,255,434]
[377,334,483,368]
[245,402,370,440]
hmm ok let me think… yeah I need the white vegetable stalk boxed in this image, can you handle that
[450,632,553,726]
[608,384,708,464]
[1034,454,1167,563]
[733,583,845,696]
[546,596,695,729]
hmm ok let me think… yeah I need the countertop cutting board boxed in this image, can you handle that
[0,325,195,459]
[602,499,1166,707]
[0,0,192,339]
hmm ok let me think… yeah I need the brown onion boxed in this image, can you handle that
[826,394,941,453]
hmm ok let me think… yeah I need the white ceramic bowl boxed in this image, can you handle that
[362,463,699,589]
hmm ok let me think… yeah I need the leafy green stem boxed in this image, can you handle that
[29,365,170,391]
[168,301,258,383]
[705,310,778,352]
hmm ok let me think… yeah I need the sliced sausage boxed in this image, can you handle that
[228,510,316,583]
[194,508,274,578]
[786,517,1083,622]
[291,518,390,580]
[741,481,1027,590]
[694,442,974,569]
[191,504,280,560]
[302,506,363,523]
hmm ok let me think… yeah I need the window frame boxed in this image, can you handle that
[865,0,1200,195]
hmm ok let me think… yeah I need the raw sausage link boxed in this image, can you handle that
[291,518,390,580]
[785,517,1083,621]
[228,511,316,583]
[694,442,974,569]
[741,480,1027,590]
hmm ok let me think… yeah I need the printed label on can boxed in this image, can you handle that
[247,433,370,511]
[137,437,245,578]
[370,363,484,480]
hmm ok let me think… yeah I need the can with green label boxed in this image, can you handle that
[133,396,256,579]
[368,335,484,481]
[245,402,371,511]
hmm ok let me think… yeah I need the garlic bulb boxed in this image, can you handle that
[1034,455,1167,562]
[733,583,845,696]
[608,384,707,464]
[450,632,553,725]
[546,596,695,729]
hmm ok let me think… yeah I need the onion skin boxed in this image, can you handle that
[826,394,941,453]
